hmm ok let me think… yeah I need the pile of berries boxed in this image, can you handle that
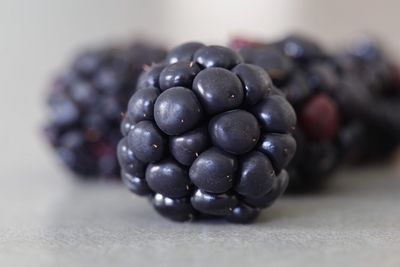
[44,42,166,178]
[44,35,400,223]
[118,43,297,222]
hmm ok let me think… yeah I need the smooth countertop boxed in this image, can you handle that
[1,156,399,267]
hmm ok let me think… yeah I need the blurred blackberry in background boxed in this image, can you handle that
[231,34,364,192]
[44,42,166,178]
[334,38,400,162]
[232,34,400,191]
[118,43,297,223]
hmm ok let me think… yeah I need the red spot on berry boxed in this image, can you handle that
[299,94,340,141]
[229,37,264,50]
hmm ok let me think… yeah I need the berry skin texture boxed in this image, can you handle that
[225,203,260,224]
[251,95,297,133]
[159,62,201,91]
[299,94,340,141]
[119,43,297,223]
[193,67,244,114]
[137,64,165,90]
[209,110,260,155]
[244,47,294,86]
[257,133,297,173]
[189,148,237,194]
[117,138,146,177]
[154,87,203,135]
[191,189,238,216]
[45,42,166,178]
[152,193,196,222]
[169,126,209,166]
[146,158,191,198]
[127,87,160,123]
[242,170,289,209]
[127,120,166,163]
[235,151,276,198]
[121,171,152,196]
[232,63,272,106]
[194,45,243,69]
[166,42,205,64]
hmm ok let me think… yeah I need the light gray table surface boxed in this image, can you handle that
[1,149,400,267]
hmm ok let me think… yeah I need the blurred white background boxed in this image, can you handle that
[1,0,400,173]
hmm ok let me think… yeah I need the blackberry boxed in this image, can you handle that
[232,35,352,192]
[233,34,400,190]
[44,42,166,178]
[334,38,400,162]
[232,34,400,190]
[334,39,400,163]
[118,43,297,223]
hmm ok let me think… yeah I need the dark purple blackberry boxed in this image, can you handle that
[118,43,297,223]
[45,42,166,178]
[333,38,400,162]
[233,35,347,192]
[233,35,400,191]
